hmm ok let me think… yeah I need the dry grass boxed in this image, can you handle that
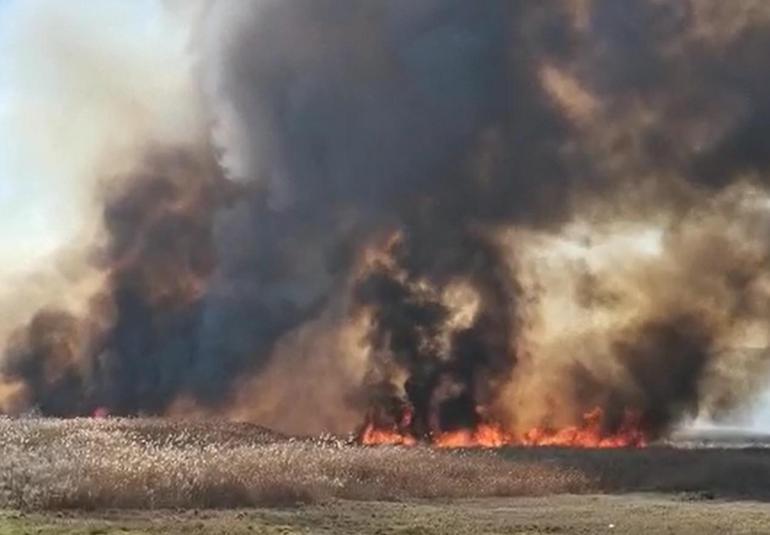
[0,418,588,510]
[500,446,770,500]
[6,496,770,535]
[3,418,770,511]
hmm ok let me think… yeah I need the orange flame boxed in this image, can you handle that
[359,422,418,446]
[359,407,647,448]
[434,422,513,448]
[520,408,647,448]
[359,405,417,446]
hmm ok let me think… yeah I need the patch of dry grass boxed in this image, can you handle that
[4,418,770,511]
[502,446,770,500]
[0,418,589,510]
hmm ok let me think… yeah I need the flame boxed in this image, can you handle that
[520,408,647,448]
[359,405,417,446]
[359,407,647,448]
[434,422,513,448]
[359,422,418,446]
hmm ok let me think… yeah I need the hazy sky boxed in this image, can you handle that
[0,0,43,269]
[0,0,169,272]
[0,0,70,269]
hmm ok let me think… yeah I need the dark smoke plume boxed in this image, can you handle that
[3,0,770,440]
[2,149,225,415]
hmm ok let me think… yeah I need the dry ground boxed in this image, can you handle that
[2,418,770,533]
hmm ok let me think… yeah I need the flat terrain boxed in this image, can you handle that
[3,418,770,533]
[2,495,770,534]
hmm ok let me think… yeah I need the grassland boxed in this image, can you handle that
[3,495,770,534]
[2,418,770,533]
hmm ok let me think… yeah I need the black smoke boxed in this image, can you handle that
[3,0,770,440]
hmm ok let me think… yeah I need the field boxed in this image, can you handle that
[2,418,770,533]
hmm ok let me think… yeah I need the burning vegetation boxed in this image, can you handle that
[359,407,647,449]
[3,1,770,448]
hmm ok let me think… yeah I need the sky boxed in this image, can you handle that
[0,0,186,274]
[0,0,84,270]
[0,0,30,265]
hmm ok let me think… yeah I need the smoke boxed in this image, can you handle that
[501,188,770,436]
[2,0,770,440]
[0,0,212,413]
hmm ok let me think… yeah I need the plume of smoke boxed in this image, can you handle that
[3,0,770,440]
[500,185,770,437]
[0,0,204,306]
[197,0,770,436]
[0,0,214,414]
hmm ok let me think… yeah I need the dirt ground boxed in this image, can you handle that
[2,494,770,534]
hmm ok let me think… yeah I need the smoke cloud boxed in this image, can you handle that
[2,0,770,441]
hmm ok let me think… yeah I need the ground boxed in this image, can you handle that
[2,495,770,534]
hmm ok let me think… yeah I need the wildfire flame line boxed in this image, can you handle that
[359,407,647,449]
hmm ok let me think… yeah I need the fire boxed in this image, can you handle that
[359,405,418,446]
[434,422,513,448]
[520,408,647,448]
[359,407,647,449]
[359,422,418,446]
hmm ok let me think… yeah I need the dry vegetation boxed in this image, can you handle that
[2,418,770,511]
[0,418,588,510]
[6,496,770,535]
